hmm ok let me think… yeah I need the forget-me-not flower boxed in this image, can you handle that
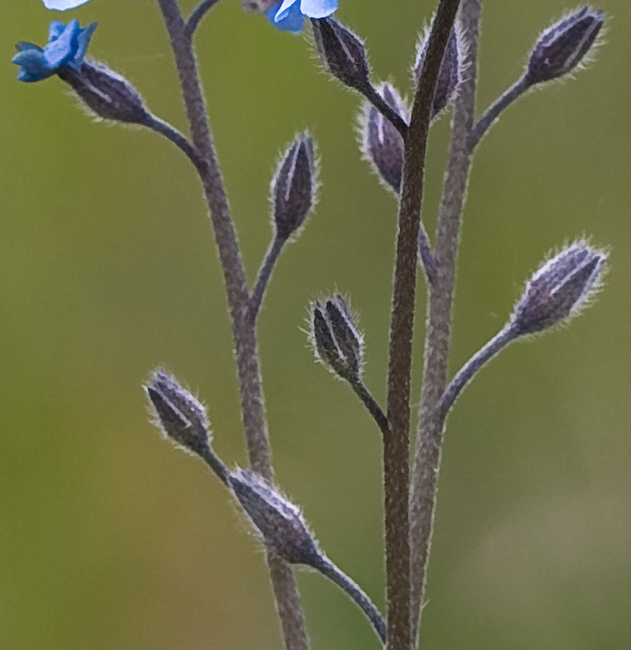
[13,20,96,82]
[41,0,91,9]
[266,0,337,33]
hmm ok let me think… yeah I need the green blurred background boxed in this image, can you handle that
[1,1,630,648]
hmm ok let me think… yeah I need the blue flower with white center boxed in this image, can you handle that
[41,0,92,9]
[12,20,96,82]
[266,0,338,33]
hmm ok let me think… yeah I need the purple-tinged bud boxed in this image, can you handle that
[360,83,407,194]
[241,0,276,12]
[526,6,604,85]
[58,60,150,125]
[229,468,321,566]
[272,134,317,240]
[310,295,364,382]
[511,241,607,336]
[311,18,370,92]
[145,370,211,456]
[413,24,461,119]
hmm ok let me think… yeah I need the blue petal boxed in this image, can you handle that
[69,22,97,70]
[16,42,43,53]
[300,0,337,18]
[274,0,299,22]
[42,19,80,69]
[41,0,92,9]
[48,20,66,42]
[12,49,56,82]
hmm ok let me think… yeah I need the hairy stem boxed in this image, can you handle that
[313,555,387,645]
[410,0,482,642]
[185,0,223,39]
[144,113,203,169]
[439,324,517,418]
[361,83,409,139]
[384,2,461,649]
[156,2,309,649]
[467,75,530,151]
[249,236,285,323]
[349,378,390,439]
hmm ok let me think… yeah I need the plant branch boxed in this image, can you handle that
[361,83,409,139]
[349,378,390,439]
[439,324,517,418]
[249,236,285,324]
[467,74,531,151]
[144,113,204,169]
[185,0,222,39]
[155,2,309,649]
[410,0,482,642]
[313,555,387,645]
[384,2,461,649]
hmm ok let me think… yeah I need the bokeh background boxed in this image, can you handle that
[1,1,630,648]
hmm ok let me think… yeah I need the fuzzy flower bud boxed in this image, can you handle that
[360,83,407,194]
[229,469,320,566]
[511,242,607,336]
[272,134,317,240]
[311,18,370,92]
[526,6,604,85]
[145,370,211,456]
[58,61,150,125]
[413,24,461,119]
[310,295,364,382]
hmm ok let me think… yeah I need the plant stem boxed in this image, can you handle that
[439,324,516,418]
[156,2,309,649]
[409,0,482,643]
[467,75,530,151]
[249,236,285,323]
[144,113,203,169]
[361,83,409,139]
[384,2,461,649]
[313,555,387,645]
[349,378,390,439]
[185,0,223,39]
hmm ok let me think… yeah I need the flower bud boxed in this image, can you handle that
[511,242,607,336]
[360,83,407,194]
[58,60,150,125]
[311,18,370,92]
[413,24,461,119]
[526,6,604,85]
[229,468,321,566]
[310,295,364,382]
[145,370,211,456]
[272,134,317,240]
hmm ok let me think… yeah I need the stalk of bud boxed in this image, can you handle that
[229,469,321,566]
[526,6,604,85]
[272,134,317,241]
[310,295,364,382]
[58,60,150,125]
[510,241,607,336]
[360,83,407,194]
[413,24,461,119]
[311,18,371,92]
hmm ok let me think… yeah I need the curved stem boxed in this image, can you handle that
[155,2,309,649]
[410,0,482,643]
[249,236,285,324]
[384,3,461,649]
[439,324,517,418]
[361,83,409,139]
[467,75,531,151]
[185,0,222,39]
[313,555,387,645]
[144,113,204,169]
[349,378,390,440]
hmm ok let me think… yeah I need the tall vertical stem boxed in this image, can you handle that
[410,0,482,643]
[155,2,309,648]
[384,2,461,649]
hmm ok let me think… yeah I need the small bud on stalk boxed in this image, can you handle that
[229,469,321,566]
[310,296,364,382]
[360,83,407,193]
[511,241,607,336]
[311,18,371,92]
[58,61,150,125]
[145,370,211,456]
[526,6,604,85]
[272,134,317,240]
[413,24,461,119]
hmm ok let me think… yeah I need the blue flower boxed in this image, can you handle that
[266,0,338,33]
[41,0,92,9]
[13,20,96,82]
